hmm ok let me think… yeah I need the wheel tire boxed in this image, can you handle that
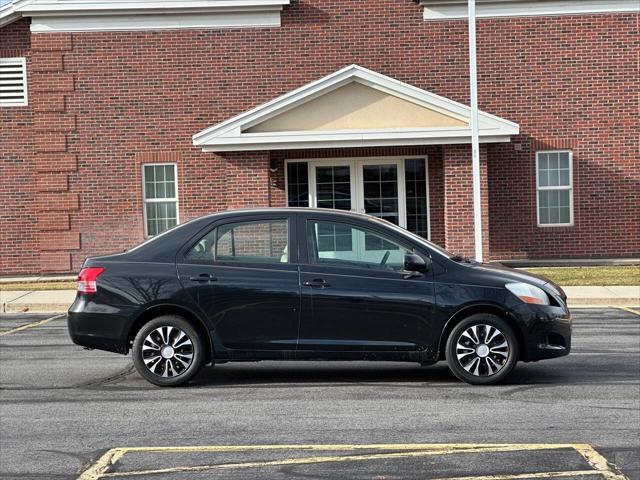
[132,315,204,387]
[445,313,519,385]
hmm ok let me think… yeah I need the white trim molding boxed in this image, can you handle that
[420,0,640,21]
[193,64,520,152]
[0,0,289,32]
[0,0,21,28]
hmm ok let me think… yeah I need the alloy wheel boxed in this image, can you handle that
[455,324,510,377]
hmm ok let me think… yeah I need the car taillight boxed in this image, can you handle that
[77,267,105,294]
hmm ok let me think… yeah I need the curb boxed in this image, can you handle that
[567,298,640,310]
[567,299,640,308]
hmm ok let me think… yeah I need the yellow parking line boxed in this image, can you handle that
[79,443,630,480]
[106,443,575,454]
[80,444,561,480]
[617,306,640,316]
[99,445,574,477]
[433,471,605,480]
[574,444,628,480]
[0,314,64,337]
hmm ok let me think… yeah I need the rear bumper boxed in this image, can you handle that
[515,303,572,362]
[67,295,131,354]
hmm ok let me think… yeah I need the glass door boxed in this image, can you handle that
[309,161,355,212]
[358,159,406,229]
[287,157,427,237]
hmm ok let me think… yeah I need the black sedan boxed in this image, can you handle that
[68,208,571,386]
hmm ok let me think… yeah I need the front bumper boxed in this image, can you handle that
[513,302,572,362]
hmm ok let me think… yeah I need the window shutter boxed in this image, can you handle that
[0,58,28,107]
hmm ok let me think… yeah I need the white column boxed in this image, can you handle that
[468,0,484,262]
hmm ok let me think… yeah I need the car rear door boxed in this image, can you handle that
[176,213,300,352]
[297,214,437,353]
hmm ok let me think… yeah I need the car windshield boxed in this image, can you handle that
[365,215,455,259]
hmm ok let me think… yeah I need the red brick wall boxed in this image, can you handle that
[1,19,36,275]
[0,17,30,52]
[0,4,638,274]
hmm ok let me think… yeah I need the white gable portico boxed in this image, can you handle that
[192,65,519,152]
[193,66,519,258]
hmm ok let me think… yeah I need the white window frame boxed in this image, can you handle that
[0,57,28,107]
[536,150,573,228]
[141,163,179,237]
[284,156,431,240]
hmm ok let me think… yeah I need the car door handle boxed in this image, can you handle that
[303,278,330,288]
[189,273,217,283]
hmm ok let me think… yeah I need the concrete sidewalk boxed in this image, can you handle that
[562,286,639,307]
[1,290,76,313]
[1,286,638,313]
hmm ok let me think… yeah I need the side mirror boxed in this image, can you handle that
[404,253,430,273]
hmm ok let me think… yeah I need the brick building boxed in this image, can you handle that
[0,0,638,276]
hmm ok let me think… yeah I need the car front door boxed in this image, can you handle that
[177,215,300,352]
[297,215,437,353]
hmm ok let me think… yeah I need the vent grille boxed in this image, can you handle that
[0,57,28,107]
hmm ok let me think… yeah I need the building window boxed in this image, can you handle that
[404,158,429,239]
[0,57,28,107]
[142,164,179,236]
[536,151,573,227]
[286,162,309,207]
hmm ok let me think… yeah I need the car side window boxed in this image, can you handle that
[184,229,217,263]
[185,220,289,264]
[307,220,411,271]
[215,219,289,264]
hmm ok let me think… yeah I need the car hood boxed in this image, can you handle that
[470,262,566,299]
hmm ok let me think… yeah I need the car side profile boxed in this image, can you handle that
[68,208,571,386]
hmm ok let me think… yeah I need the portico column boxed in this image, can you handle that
[442,144,490,260]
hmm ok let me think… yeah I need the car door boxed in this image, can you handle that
[297,214,437,352]
[176,214,300,351]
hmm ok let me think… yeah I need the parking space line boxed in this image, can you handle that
[433,471,605,480]
[0,314,64,337]
[616,306,640,316]
[574,444,628,479]
[78,443,629,480]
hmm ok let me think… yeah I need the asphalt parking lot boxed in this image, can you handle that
[0,308,638,480]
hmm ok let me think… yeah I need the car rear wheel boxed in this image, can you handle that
[445,314,519,385]
[132,315,204,387]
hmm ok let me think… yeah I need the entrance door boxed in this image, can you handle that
[358,159,406,228]
[310,161,356,212]
[288,157,429,238]
[301,158,412,230]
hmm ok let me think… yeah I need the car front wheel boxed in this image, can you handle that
[132,315,204,387]
[445,314,519,385]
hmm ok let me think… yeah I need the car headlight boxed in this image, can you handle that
[505,282,550,305]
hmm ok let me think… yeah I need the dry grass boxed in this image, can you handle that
[0,281,76,291]
[523,266,640,286]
